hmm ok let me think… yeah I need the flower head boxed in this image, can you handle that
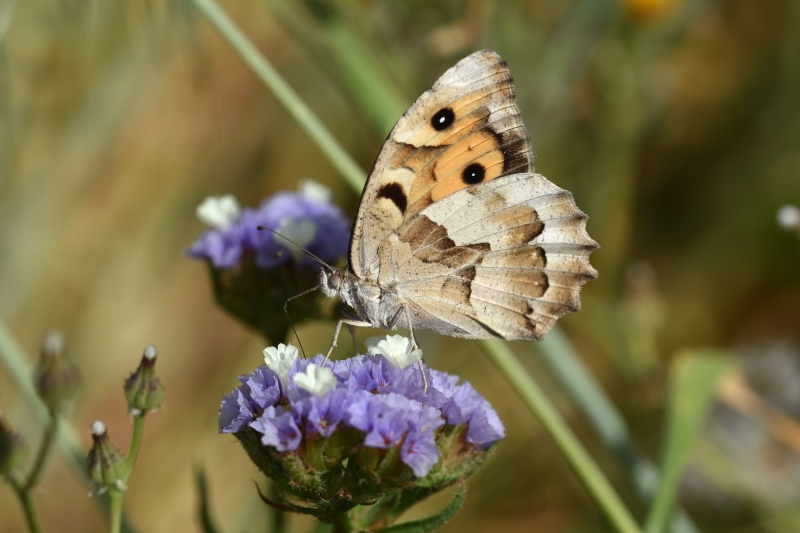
[187,183,350,344]
[187,181,349,270]
[219,337,504,524]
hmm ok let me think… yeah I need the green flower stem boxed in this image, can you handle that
[108,487,125,533]
[24,415,60,491]
[10,475,42,533]
[107,414,149,533]
[125,415,146,472]
[191,0,366,192]
[0,318,138,533]
[480,339,643,533]
[193,3,641,531]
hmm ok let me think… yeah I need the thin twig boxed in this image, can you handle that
[24,415,60,491]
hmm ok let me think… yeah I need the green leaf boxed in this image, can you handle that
[376,483,467,533]
[194,465,224,533]
[645,350,733,533]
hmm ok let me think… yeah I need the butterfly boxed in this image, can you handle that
[318,50,597,357]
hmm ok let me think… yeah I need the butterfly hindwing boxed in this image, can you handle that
[350,50,533,277]
[380,173,597,340]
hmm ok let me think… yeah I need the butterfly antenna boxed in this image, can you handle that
[283,286,319,359]
[257,226,333,270]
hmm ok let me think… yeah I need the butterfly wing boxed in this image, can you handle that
[381,173,597,340]
[349,50,532,278]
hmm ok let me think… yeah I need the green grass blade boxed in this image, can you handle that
[191,0,367,191]
[195,466,224,533]
[535,329,700,533]
[644,351,732,533]
[263,0,408,135]
[481,339,643,533]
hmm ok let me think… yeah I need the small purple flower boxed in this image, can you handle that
[294,388,348,437]
[219,365,281,433]
[219,388,255,434]
[348,392,418,448]
[401,431,440,478]
[250,406,302,452]
[188,182,350,270]
[242,366,282,410]
[442,382,505,446]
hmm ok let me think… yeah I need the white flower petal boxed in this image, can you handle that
[365,334,423,369]
[275,217,317,262]
[263,343,299,386]
[298,179,332,203]
[196,195,241,230]
[293,364,336,396]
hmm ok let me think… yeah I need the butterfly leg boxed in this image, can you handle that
[340,308,362,355]
[324,318,372,365]
[387,304,429,394]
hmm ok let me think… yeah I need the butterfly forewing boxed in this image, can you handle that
[350,50,532,277]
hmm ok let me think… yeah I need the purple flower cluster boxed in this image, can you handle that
[219,353,505,478]
[188,186,350,269]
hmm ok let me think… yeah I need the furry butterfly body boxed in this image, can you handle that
[319,50,597,349]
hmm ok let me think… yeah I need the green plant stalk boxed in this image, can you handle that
[24,415,60,491]
[480,339,642,533]
[191,0,366,193]
[0,318,138,533]
[125,415,146,472]
[107,414,149,533]
[108,487,124,533]
[10,475,42,533]
[194,3,642,530]
[534,331,699,533]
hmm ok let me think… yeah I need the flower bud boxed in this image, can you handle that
[86,421,126,490]
[34,332,82,414]
[0,415,29,476]
[124,345,165,414]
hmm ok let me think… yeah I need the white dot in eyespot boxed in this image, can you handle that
[439,116,445,123]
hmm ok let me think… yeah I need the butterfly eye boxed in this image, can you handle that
[328,272,341,290]
[431,108,455,131]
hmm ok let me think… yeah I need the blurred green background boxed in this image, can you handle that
[1,0,799,531]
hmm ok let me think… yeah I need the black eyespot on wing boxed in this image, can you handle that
[431,108,455,131]
[376,182,407,214]
[461,163,485,185]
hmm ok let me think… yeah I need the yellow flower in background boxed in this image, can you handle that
[623,0,679,21]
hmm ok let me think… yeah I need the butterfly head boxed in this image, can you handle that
[318,266,351,301]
